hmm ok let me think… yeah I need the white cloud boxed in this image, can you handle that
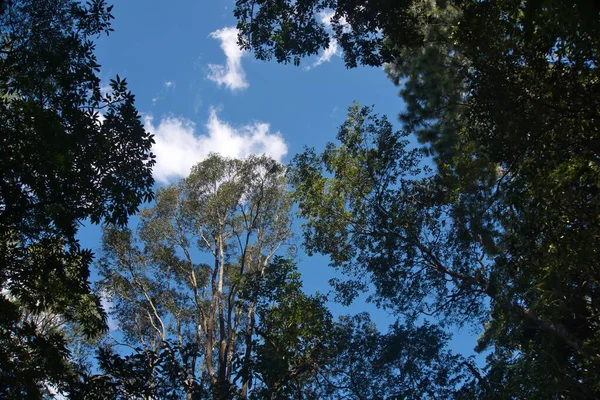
[304,10,348,70]
[146,108,287,183]
[207,27,249,91]
[318,9,336,27]
[305,39,340,70]
[164,80,175,89]
[100,84,111,97]
[318,9,349,30]
[100,292,119,331]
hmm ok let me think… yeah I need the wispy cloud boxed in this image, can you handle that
[100,84,112,97]
[318,10,336,27]
[305,39,340,70]
[304,10,346,70]
[164,80,175,89]
[100,292,119,331]
[207,27,249,91]
[146,108,287,183]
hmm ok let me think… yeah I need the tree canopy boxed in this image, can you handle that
[84,155,475,399]
[2,0,599,398]
[95,154,294,398]
[237,0,600,397]
[0,0,154,396]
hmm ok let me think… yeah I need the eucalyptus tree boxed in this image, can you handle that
[94,252,472,400]
[98,154,293,399]
[0,0,154,396]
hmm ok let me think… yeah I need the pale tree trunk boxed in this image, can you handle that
[204,221,230,398]
[225,301,243,380]
[217,223,229,390]
[198,227,217,381]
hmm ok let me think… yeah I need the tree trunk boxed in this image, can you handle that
[240,301,256,398]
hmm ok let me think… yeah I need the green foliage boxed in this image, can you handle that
[290,101,600,397]
[72,346,191,400]
[250,258,475,399]
[239,0,600,396]
[235,0,432,67]
[0,0,154,396]
[249,257,334,399]
[97,154,294,399]
[290,103,477,319]
[322,314,474,400]
[0,296,77,398]
[388,1,600,396]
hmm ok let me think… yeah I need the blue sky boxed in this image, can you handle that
[79,0,481,360]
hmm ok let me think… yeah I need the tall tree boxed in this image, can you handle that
[92,253,472,399]
[98,154,293,399]
[237,0,600,396]
[289,102,600,397]
[0,0,155,396]
[248,258,476,399]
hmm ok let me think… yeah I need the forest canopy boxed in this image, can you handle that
[1,0,599,398]
[237,0,600,397]
[0,0,154,396]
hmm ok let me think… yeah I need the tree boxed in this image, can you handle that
[289,103,600,397]
[248,257,334,399]
[249,258,476,400]
[234,0,429,68]
[0,0,155,396]
[97,154,294,399]
[237,0,600,396]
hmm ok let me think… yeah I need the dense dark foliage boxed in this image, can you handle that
[0,0,154,396]
[238,0,600,397]
[2,0,598,398]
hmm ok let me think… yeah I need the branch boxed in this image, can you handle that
[462,361,490,393]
